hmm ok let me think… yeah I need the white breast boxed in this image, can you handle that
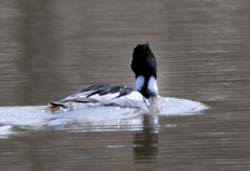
[135,76,145,91]
[148,76,158,95]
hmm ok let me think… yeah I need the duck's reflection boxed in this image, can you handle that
[133,114,159,163]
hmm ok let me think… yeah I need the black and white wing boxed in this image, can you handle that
[49,85,134,112]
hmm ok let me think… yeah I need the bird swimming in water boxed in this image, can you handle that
[48,43,161,113]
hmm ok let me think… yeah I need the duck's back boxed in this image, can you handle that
[49,85,135,112]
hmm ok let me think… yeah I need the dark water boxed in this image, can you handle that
[1,0,250,170]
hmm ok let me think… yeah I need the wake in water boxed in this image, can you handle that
[0,96,208,138]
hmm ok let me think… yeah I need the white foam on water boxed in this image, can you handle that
[0,106,55,127]
[0,97,208,137]
[159,97,208,116]
[0,125,14,138]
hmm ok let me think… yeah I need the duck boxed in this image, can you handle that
[48,43,161,113]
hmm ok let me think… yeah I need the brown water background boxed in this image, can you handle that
[1,0,250,170]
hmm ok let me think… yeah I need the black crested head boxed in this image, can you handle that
[131,43,157,79]
[131,43,158,98]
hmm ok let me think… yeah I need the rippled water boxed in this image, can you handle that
[1,0,250,170]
